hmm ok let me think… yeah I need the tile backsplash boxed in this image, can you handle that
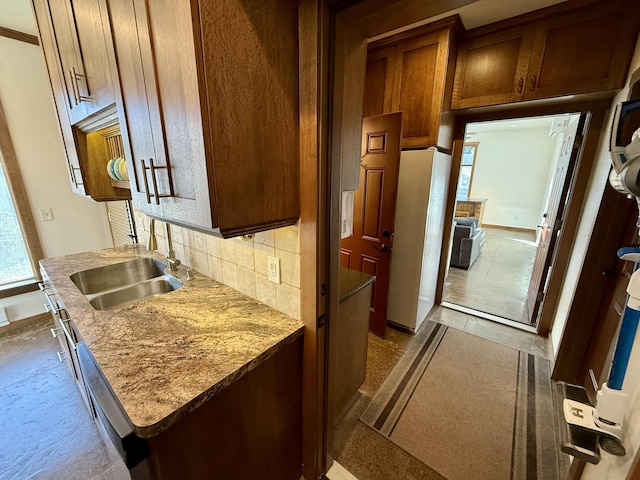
[134,211,301,320]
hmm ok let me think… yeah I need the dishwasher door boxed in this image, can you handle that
[76,343,149,474]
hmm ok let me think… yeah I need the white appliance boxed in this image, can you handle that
[386,147,451,332]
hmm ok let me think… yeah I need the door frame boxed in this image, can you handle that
[436,99,610,336]
[302,1,617,478]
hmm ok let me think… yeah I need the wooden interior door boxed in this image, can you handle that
[527,115,585,324]
[340,112,403,337]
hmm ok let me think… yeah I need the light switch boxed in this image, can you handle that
[39,208,53,222]
[267,256,280,284]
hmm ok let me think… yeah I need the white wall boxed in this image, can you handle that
[469,126,560,229]
[545,32,640,479]
[0,1,113,322]
[0,37,113,259]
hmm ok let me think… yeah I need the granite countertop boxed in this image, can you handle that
[339,267,375,303]
[39,244,303,438]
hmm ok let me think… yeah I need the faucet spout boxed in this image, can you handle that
[165,223,181,271]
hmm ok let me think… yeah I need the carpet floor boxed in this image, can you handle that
[360,321,564,480]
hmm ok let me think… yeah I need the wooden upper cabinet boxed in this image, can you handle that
[363,46,394,118]
[391,30,453,148]
[451,27,534,110]
[524,2,640,100]
[364,17,461,149]
[70,0,116,118]
[33,0,131,202]
[39,0,115,124]
[106,0,299,237]
[451,0,640,110]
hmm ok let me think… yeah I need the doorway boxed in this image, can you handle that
[442,113,582,328]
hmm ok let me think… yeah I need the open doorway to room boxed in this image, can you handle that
[442,113,582,328]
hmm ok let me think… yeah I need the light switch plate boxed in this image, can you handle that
[267,256,280,284]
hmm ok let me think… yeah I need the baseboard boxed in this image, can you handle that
[0,312,51,337]
[482,224,536,233]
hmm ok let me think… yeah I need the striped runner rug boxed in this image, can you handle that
[360,321,563,480]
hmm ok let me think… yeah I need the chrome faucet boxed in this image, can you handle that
[165,223,181,271]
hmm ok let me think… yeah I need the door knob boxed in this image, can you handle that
[374,244,389,252]
[382,229,390,237]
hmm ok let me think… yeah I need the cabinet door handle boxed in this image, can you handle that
[141,159,152,203]
[517,77,524,93]
[59,318,77,350]
[141,158,171,204]
[72,67,90,102]
[149,158,161,206]
[57,351,69,363]
[69,70,79,105]
[529,74,537,92]
[50,327,63,338]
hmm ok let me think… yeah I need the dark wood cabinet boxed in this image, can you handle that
[36,0,115,124]
[32,0,131,202]
[451,0,640,109]
[451,27,534,109]
[107,0,300,237]
[363,17,461,149]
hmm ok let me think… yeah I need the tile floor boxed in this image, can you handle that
[333,306,551,480]
[0,318,129,480]
[442,226,537,324]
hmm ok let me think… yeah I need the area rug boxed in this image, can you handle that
[360,321,562,480]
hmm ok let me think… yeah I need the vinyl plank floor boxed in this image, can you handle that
[0,323,127,479]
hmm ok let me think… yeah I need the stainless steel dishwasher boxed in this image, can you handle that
[76,343,151,479]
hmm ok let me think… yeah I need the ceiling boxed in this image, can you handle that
[365,0,569,42]
[1,0,570,44]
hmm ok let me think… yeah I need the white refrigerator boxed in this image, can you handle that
[386,147,451,332]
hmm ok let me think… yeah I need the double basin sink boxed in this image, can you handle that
[70,258,183,311]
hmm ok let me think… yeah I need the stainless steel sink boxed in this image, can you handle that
[70,258,166,294]
[70,258,183,311]
[88,276,183,311]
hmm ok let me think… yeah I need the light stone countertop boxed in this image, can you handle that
[39,244,303,438]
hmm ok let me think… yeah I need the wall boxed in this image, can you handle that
[0,2,113,323]
[135,213,302,320]
[547,33,640,479]
[0,38,113,259]
[469,126,560,229]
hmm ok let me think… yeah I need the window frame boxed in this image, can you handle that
[0,97,44,297]
[457,141,479,200]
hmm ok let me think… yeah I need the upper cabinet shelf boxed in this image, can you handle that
[451,0,640,110]
[107,0,300,237]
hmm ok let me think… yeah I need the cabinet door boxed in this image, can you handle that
[45,0,88,122]
[143,0,211,229]
[391,30,451,148]
[71,0,116,117]
[524,3,640,100]
[32,0,88,196]
[363,46,395,117]
[451,27,534,110]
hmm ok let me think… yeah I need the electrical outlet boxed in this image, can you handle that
[136,216,145,232]
[267,256,280,284]
[39,208,53,222]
